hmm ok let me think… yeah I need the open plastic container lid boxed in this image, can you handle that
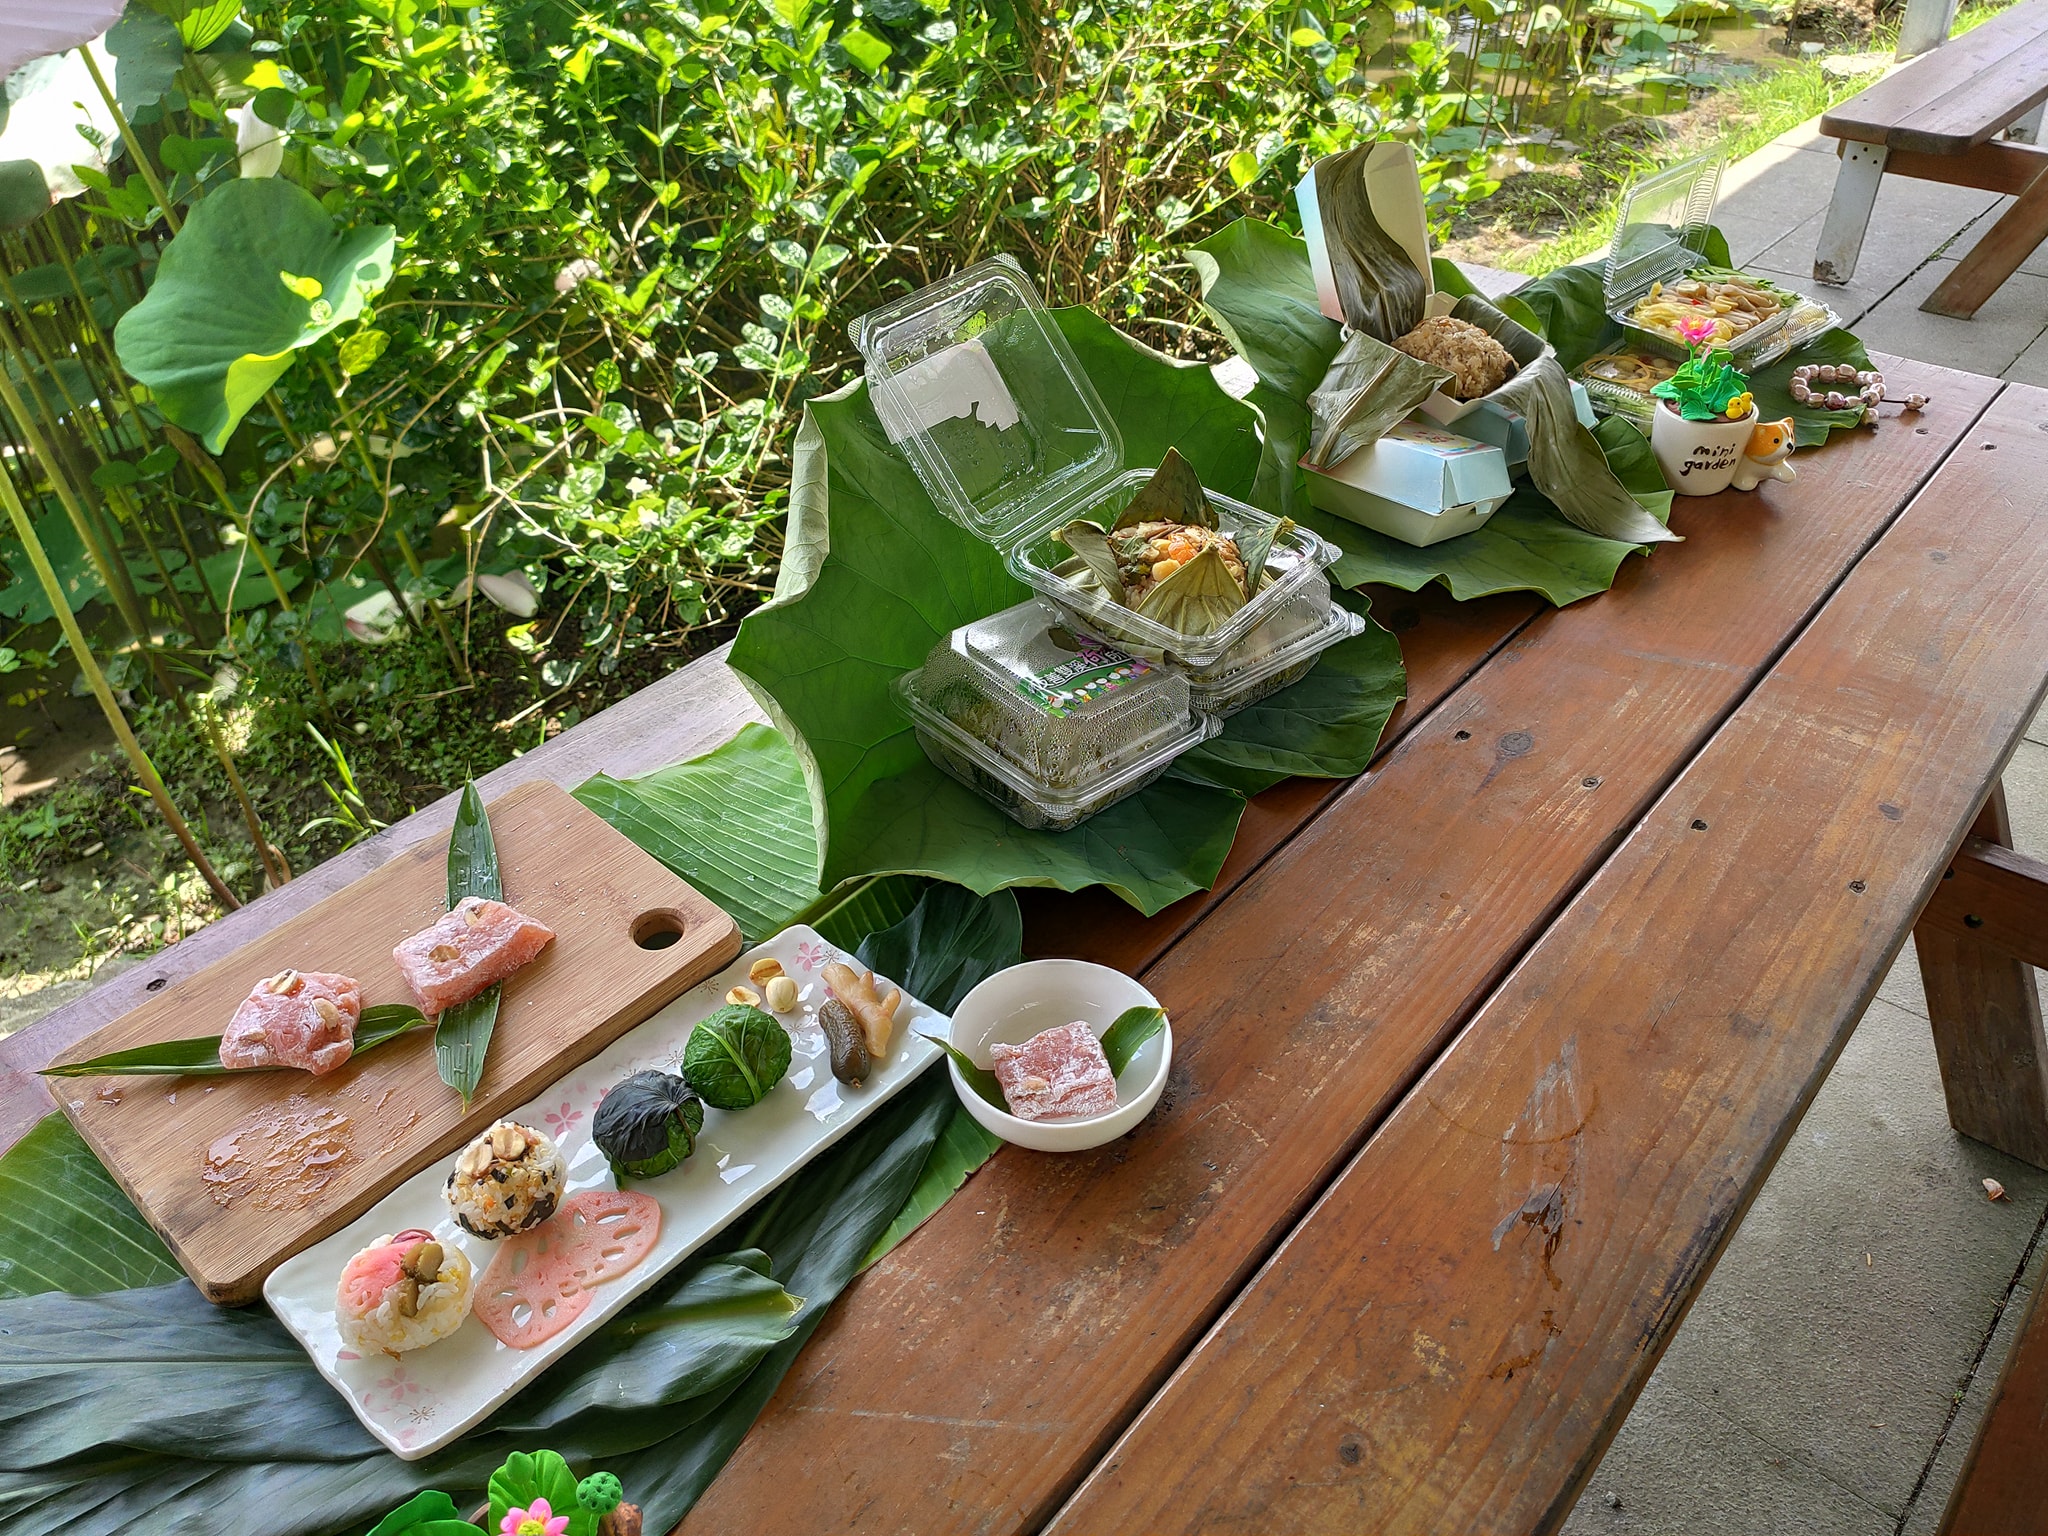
[1602,154,1724,310]
[850,255,1125,548]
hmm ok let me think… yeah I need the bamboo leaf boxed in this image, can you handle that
[446,781,501,906]
[916,1032,1006,1111]
[436,783,501,1107]
[0,1116,180,1298]
[1099,1006,1166,1075]
[40,1004,430,1077]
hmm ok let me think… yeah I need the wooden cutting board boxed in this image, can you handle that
[51,781,741,1305]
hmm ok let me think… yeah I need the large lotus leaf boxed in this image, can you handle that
[105,3,183,115]
[729,305,1277,914]
[114,177,395,451]
[0,0,126,80]
[1170,600,1407,796]
[1188,216,1344,403]
[139,0,237,49]
[574,722,820,944]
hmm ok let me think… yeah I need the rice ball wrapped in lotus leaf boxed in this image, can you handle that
[593,1070,705,1181]
[683,1004,792,1111]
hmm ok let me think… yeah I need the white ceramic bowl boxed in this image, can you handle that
[944,959,1173,1152]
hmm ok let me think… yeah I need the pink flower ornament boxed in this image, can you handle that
[502,1498,571,1536]
[1676,316,1717,348]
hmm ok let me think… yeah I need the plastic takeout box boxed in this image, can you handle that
[851,256,1344,672]
[1173,599,1368,717]
[1602,156,1837,370]
[893,602,1220,833]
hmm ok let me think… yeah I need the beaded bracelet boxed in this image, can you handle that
[1787,363,1930,424]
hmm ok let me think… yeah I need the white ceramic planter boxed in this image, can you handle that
[1650,401,1757,496]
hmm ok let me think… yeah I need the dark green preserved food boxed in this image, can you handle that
[592,1070,705,1181]
[682,1004,793,1111]
[819,998,870,1086]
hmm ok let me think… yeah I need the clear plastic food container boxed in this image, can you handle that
[1173,596,1368,717]
[893,602,1221,832]
[851,256,1347,673]
[1602,156,1838,371]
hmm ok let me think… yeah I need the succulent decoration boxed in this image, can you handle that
[1651,317,1755,424]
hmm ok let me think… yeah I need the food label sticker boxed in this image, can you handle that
[1016,641,1149,716]
[1389,417,1490,454]
[872,338,1021,444]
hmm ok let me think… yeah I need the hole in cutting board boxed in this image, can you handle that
[632,909,688,950]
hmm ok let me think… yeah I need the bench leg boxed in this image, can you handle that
[1816,143,1889,285]
[1924,163,2048,318]
[1917,785,2048,1170]
[2008,103,2047,145]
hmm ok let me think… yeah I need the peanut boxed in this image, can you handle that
[748,957,785,985]
[764,975,799,1013]
[726,985,761,1008]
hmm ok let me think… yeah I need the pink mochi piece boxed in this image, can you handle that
[990,1020,1120,1122]
[392,896,555,1017]
[221,970,362,1075]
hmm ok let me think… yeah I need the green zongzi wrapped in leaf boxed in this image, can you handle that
[1050,450,1293,637]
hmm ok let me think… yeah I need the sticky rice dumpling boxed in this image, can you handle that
[1051,448,1290,638]
[1393,316,1517,401]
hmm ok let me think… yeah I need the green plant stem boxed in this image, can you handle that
[0,465,238,911]
[195,701,291,888]
[77,47,181,235]
[0,342,169,692]
[395,526,470,680]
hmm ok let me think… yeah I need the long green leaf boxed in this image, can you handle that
[40,1004,429,1078]
[0,1116,179,1299]
[862,1104,1002,1268]
[1100,1006,1166,1075]
[916,1032,1006,1111]
[855,881,1024,1015]
[436,783,501,1107]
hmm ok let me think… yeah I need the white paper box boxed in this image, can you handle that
[1304,416,1514,548]
[1429,380,1599,466]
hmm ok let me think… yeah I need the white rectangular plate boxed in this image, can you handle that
[265,925,941,1459]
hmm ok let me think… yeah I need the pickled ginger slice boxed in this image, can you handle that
[221,969,363,1075]
[392,896,554,1018]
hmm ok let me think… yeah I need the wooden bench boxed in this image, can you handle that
[1942,1279,2048,1535]
[1816,0,2048,318]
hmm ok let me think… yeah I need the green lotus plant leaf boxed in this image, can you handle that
[114,177,395,450]
[730,305,1401,915]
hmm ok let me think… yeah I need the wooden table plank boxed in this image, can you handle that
[676,357,1995,1536]
[1052,380,2048,1535]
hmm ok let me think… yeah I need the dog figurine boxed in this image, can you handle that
[1729,416,1797,491]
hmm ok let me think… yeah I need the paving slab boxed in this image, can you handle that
[2031,697,2048,748]
[1717,141,1858,267]
[1745,181,2004,326]
[2000,737,2048,859]
[1820,255,2048,376]
[1937,192,2048,281]
[1569,995,2048,1522]
[1561,1378,1894,1536]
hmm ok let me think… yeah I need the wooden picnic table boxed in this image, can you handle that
[6,350,2048,1532]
